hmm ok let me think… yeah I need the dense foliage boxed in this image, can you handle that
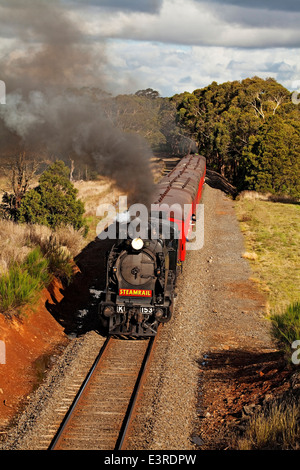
[173,77,300,196]
[103,88,196,157]
[18,160,87,232]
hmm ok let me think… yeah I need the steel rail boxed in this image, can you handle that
[48,336,111,450]
[48,329,159,451]
[115,334,156,450]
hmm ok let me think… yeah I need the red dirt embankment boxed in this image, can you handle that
[0,279,69,427]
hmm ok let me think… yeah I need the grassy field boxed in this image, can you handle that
[235,193,300,450]
[74,178,122,244]
[235,194,300,316]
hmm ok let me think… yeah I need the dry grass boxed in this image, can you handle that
[0,220,85,275]
[0,220,32,272]
[238,190,272,202]
[238,190,300,204]
[0,221,86,316]
[0,176,121,273]
[242,251,258,261]
[74,178,120,216]
[0,174,123,317]
[29,224,85,258]
[237,399,300,450]
[236,196,300,315]
[74,177,124,243]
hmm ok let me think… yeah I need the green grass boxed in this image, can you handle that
[0,248,50,317]
[0,230,78,318]
[23,247,50,285]
[74,180,117,244]
[84,214,101,243]
[40,234,74,284]
[270,302,300,361]
[234,196,300,450]
[236,198,300,314]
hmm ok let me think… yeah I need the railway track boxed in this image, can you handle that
[49,333,158,450]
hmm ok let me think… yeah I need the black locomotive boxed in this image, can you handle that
[99,154,206,336]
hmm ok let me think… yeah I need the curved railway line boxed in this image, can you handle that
[49,332,159,450]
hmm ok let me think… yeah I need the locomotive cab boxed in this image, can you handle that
[99,218,179,336]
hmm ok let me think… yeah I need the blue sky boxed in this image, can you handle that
[1,0,300,96]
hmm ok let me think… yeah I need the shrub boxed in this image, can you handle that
[0,248,50,317]
[40,234,74,284]
[53,225,85,257]
[28,224,84,258]
[245,116,300,198]
[18,160,88,234]
[23,248,50,286]
[270,302,300,361]
[237,399,300,450]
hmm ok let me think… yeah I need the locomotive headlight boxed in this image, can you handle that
[131,237,144,250]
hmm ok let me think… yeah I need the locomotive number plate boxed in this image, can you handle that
[116,305,126,313]
[140,307,154,314]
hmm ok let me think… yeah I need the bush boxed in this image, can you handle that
[40,234,74,284]
[27,223,84,258]
[270,302,300,361]
[0,248,50,317]
[245,116,300,198]
[18,161,88,234]
[0,232,76,317]
[237,398,300,450]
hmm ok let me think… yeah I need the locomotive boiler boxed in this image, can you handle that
[99,153,206,336]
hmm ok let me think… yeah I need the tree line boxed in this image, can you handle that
[1,77,299,235]
[1,157,87,234]
[172,77,300,198]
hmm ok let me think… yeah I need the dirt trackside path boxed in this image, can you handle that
[196,183,270,352]
[127,184,289,450]
[191,185,291,449]
[0,184,291,450]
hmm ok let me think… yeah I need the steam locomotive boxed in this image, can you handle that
[99,154,206,336]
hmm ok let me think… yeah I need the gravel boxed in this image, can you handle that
[0,183,273,450]
[125,183,272,450]
[0,331,105,450]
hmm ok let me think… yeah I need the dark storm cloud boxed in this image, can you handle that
[63,0,163,14]
[216,3,300,30]
[199,0,300,12]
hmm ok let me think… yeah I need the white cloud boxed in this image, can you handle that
[1,0,300,96]
[81,0,300,48]
[103,40,300,96]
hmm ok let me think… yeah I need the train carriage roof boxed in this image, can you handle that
[152,154,206,216]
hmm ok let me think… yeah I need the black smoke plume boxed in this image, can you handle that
[0,0,155,206]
